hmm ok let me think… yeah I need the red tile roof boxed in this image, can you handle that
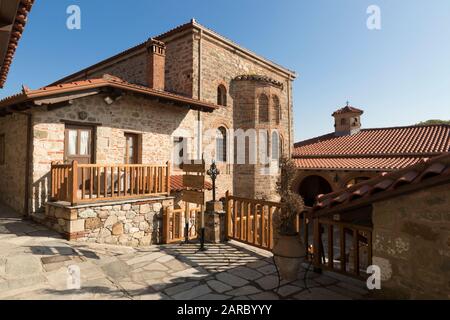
[0,74,219,112]
[311,152,450,216]
[0,0,34,88]
[332,106,364,116]
[170,175,212,192]
[294,156,426,171]
[293,124,450,170]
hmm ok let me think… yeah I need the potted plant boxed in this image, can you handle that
[272,156,306,281]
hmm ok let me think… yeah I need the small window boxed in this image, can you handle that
[216,127,227,162]
[340,118,347,125]
[271,131,279,161]
[272,96,281,124]
[173,137,185,169]
[124,133,141,164]
[258,94,269,123]
[0,134,5,165]
[217,85,227,106]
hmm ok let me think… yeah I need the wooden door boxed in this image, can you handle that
[125,133,139,164]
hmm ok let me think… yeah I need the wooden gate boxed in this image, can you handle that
[163,206,201,244]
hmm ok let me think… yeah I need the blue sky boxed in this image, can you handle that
[2,0,450,141]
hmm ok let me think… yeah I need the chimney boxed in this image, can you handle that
[332,103,364,136]
[146,38,166,91]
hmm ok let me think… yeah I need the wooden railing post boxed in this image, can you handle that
[225,190,230,239]
[71,160,78,205]
[166,161,171,195]
[313,217,321,269]
[50,161,55,200]
[163,206,171,244]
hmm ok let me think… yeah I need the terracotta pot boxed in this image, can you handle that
[272,233,305,281]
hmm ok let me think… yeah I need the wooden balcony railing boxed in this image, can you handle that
[50,161,171,205]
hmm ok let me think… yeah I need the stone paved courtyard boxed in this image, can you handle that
[0,204,369,300]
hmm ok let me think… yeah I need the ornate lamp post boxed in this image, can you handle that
[207,160,220,202]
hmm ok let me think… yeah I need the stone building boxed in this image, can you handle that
[0,20,295,244]
[292,104,450,206]
[311,152,450,299]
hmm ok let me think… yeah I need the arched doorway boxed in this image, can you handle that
[298,175,333,207]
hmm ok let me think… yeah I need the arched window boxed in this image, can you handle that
[272,95,280,124]
[216,127,227,162]
[271,131,279,161]
[217,85,227,106]
[258,94,269,123]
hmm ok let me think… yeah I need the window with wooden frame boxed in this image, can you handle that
[258,94,269,123]
[0,134,5,165]
[173,136,185,169]
[124,133,142,164]
[217,85,227,106]
[64,125,95,164]
[216,127,227,163]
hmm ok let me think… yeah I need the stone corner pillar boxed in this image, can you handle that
[204,200,226,243]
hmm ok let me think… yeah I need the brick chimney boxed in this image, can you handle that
[332,103,364,136]
[146,38,166,91]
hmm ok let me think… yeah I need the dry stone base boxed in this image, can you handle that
[41,198,173,247]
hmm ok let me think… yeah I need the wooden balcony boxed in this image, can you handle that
[50,161,171,205]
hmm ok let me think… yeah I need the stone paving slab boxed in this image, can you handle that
[0,204,369,300]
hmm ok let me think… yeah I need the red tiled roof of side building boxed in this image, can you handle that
[293,125,450,158]
[0,0,34,88]
[0,74,219,112]
[170,175,212,192]
[293,156,427,171]
[310,152,450,216]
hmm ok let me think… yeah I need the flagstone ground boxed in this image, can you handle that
[0,204,369,300]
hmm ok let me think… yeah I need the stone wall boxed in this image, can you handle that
[43,197,173,246]
[372,183,450,299]
[66,50,149,86]
[0,113,28,214]
[30,93,197,213]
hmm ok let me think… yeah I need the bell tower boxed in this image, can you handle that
[332,102,363,136]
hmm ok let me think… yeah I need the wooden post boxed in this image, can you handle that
[328,224,334,269]
[353,229,360,275]
[313,217,321,268]
[340,225,346,272]
[71,160,78,205]
[163,207,171,244]
[166,161,171,195]
[225,190,230,238]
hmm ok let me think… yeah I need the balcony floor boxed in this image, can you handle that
[0,203,369,300]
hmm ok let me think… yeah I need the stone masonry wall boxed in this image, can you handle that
[31,93,197,213]
[372,183,450,299]
[65,51,149,86]
[44,197,173,246]
[0,113,28,214]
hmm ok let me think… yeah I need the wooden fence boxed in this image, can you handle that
[225,192,283,251]
[50,161,171,205]
[311,217,373,278]
[163,206,201,243]
[225,192,372,280]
